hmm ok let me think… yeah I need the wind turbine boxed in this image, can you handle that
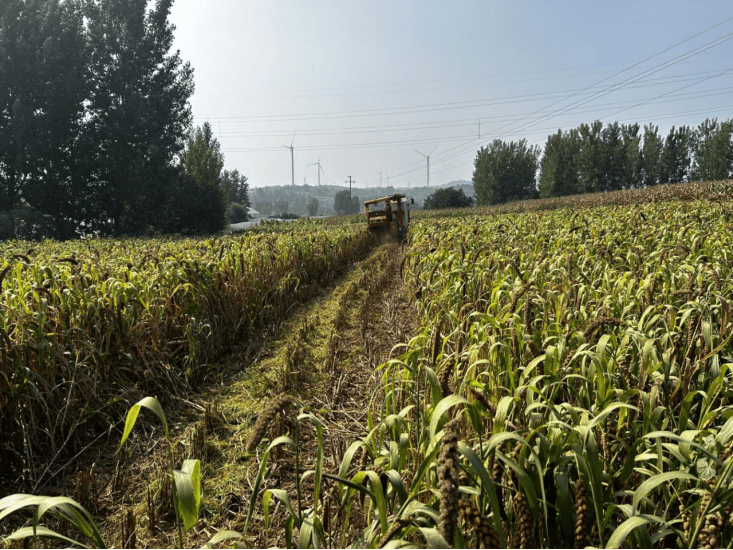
[282,133,295,186]
[415,144,439,188]
[308,157,325,186]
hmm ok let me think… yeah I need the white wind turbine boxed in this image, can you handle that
[308,157,326,186]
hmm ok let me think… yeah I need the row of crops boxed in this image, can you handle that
[0,224,375,481]
[256,198,732,548]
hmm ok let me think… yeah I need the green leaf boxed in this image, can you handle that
[202,530,244,548]
[607,515,663,548]
[2,525,92,549]
[408,442,441,498]
[382,469,409,507]
[364,470,389,535]
[339,441,365,480]
[429,394,469,439]
[298,511,314,549]
[267,489,300,528]
[173,469,198,531]
[180,459,201,513]
[120,396,168,447]
[419,527,450,549]
[716,415,733,446]
[458,442,506,549]
[632,471,696,513]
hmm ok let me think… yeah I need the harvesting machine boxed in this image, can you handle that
[363,194,414,240]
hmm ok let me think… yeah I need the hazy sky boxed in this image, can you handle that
[169,1,733,188]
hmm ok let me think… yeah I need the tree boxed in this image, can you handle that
[641,123,664,187]
[660,126,693,184]
[307,196,319,216]
[227,203,248,223]
[422,188,474,210]
[620,123,643,189]
[472,139,540,206]
[221,169,250,208]
[539,129,581,198]
[0,0,88,238]
[274,198,289,215]
[333,190,354,215]
[691,118,733,181]
[84,0,194,235]
[164,122,227,234]
[576,120,605,194]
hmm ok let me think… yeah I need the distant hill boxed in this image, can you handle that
[250,180,475,216]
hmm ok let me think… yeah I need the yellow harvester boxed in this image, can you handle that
[363,194,414,239]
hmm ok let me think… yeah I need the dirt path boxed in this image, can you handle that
[86,241,420,548]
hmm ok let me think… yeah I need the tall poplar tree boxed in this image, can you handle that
[691,118,733,181]
[0,0,87,238]
[539,129,580,198]
[164,122,227,234]
[472,139,540,205]
[84,0,194,235]
[660,126,693,184]
[576,121,605,194]
[641,123,664,187]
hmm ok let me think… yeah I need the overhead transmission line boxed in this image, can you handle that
[220,83,733,140]
[382,15,733,185]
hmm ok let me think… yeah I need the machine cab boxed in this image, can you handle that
[363,194,414,239]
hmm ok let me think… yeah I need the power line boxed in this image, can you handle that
[388,17,733,184]
[193,54,733,124]
[217,84,733,139]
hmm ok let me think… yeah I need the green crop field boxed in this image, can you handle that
[2,182,733,549]
[380,198,733,548]
[0,224,373,480]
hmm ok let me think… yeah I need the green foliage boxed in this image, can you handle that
[228,203,249,223]
[255,200,273,216]
[660,125,693,184]
[84,0,194,236]
[307,196,319,216]
[221,169,250,208]
[539,128,581,198]
[274,198,290,214]
[0,0,88,239]
[164,122,228,235]
[472,139,540,205]
[422,187,474,210]
[641,123,664,186]
[333,190,360,214]
[0,0,194,238]
[691,118,733,181]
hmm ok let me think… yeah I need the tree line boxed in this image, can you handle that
[0,0,247,239]
[473,118,733,205]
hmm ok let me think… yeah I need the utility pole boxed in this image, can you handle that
[415,144,439,188]
[346,176,354,213]
[478,119,481,138]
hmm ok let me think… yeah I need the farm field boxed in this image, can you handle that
[1,181,733,548]
[0,224,375,486]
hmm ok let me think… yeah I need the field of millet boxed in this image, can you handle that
[2,181,733,549]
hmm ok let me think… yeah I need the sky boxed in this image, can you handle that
[168,1,733,189]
